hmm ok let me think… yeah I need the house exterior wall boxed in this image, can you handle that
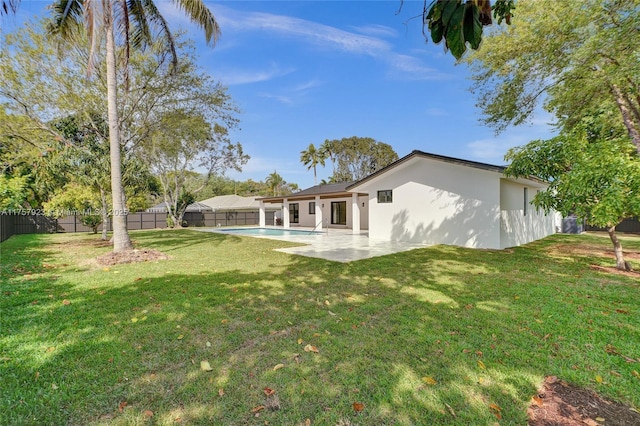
[499,180,556,248]
[291,197,368,230]
[359,158,502,248]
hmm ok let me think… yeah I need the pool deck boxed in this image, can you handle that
[197,227,429,262]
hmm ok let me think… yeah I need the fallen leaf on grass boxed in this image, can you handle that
[45,346,55,353]
[131,317,138,323]
[596,417,605,422]
[303,344,319,353]
[273,363,285,371]
[200,360,213,371]
[177,334,184,340]
[62,299,70,305]
[297,338,303,344]
[632,371,640,379]
[118,401,128,412]
[477,360,486,369]
[352,402,364,412]
[595,375,603,383]
[328,311,336,316]
[422,376,437,385]
[264,387,275,396]
[206,341,212,347]
[531,395,543,407]
[143,410,153,418]
[444,403,456,417]
[51,383,58,390]
[218,388,224,397]
[251,405,265,413]
[489,403,501,419]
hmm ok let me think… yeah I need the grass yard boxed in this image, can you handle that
[1,230,639,425]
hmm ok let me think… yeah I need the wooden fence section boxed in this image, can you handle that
[0,210,276,242]
[585,217,640,233]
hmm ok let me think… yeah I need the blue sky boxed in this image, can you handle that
[5,1,556,190]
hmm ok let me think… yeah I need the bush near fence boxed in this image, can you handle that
[0,210,275,242]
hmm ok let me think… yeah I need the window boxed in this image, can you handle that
[523,188,528,216]
[377,190,393,203]
[289,203,299,223]
[309,201,315,215]
[331,201,346,225]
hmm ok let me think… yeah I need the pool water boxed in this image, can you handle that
[219,227,322,236]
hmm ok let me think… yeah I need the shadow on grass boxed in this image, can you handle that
[1,231,639,425]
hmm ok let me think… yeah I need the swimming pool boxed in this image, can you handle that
[218,227,323,236]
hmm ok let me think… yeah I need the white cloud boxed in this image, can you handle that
[350,24,398,38]
[257,93,294,105]
[215,64,295,85]
[205,4,445,80]
[425,107,448,117]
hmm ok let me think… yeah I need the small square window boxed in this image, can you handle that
[309,201,316,215]
[377,190,393,203]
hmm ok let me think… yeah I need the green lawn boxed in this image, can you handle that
[1,230,639,425]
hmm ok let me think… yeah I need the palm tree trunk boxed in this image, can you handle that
[105,2,132,252]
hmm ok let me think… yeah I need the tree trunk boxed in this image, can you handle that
[607,226,632,271]
[100,186,109,241]
[105,2,132,252]
[611,85,640,154]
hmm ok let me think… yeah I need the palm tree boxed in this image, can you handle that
[265,171,285,196]
[47,0,220,253]
[300,143,326,186]
[319,139,336,178]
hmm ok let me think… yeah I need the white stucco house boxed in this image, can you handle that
[258,150,557,249]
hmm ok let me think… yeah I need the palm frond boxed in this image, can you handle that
[1,0,20,17]
[139,0,177,70]
[47,0,84,40]
[173,0,220,46]
[125,0,151,49]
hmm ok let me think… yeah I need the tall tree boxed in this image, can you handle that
[505,113,640,271]
[265,171,285,196]
[319,139,337,177]
[324,136,399,182]
[466,0,640,153]
[300,143,326,185]
[141,109,248,228]
[47,0,221,252]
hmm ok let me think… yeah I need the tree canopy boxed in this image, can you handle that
[505,113,640,270]
[466,0,640,153]
[321,137,398,182]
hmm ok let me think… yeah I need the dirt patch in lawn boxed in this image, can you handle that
[527,376,640,426]
[549,243,639,276]
[549,244,640,261]
[96,249,169,266]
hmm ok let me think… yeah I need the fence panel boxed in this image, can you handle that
[585,217,640,233]
[1,210,268,242]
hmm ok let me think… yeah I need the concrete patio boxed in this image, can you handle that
[197,227,428,262]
